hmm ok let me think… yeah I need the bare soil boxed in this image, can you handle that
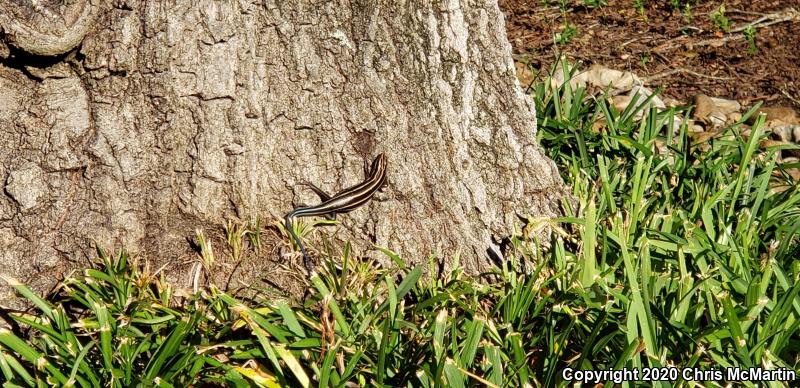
[499,0,800,108]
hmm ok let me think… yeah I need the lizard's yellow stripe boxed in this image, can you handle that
[285,153,387,273]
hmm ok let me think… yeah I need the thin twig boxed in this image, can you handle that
[653,8,798,52]
[778,87,800,107]
[726,8,768,17]
[690,34,743,48]
[644,68,733,83]
[739,94,781,105]
[730,8,799,33]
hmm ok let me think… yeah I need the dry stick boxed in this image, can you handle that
[654,8,799,53]
[739,94,781,105]
[730,8,799,33]
[692,9,798,46]
[719,60,749,84]
[652,36,689,53]
[644,68,733,83]
[726,8,768,17]
[778,87,800,106]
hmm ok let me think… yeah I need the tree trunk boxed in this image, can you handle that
[0,0,562,304]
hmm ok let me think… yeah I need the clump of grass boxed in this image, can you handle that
[2,61,799,386]
[633,0,647,19]
[555,24,579,46]
[744,25,758,55]
[711,4,731,32]
[0,249,234,386]
[533,60,800,378]
[0,243,568,386]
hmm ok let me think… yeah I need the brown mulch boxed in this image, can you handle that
[499,0,800,108]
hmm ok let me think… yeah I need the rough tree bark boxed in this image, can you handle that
[0,0,562,304]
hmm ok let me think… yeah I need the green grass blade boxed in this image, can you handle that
[276,301,306,338]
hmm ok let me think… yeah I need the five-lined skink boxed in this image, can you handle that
[285,153,387,273]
